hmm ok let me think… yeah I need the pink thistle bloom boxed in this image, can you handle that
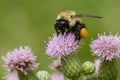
[90,33,120,60]
[51,73,64,80]
[2,46,39,75]
[46,33,80,57]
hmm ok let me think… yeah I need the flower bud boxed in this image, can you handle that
[36,71,50,80]
[61,54,81,79]
[82,61,95,75]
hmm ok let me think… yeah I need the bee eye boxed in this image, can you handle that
[61,20,66,24]
[56,19,69,26]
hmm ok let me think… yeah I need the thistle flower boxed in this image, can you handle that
[46,33,80,57]
[2,46,39,75]
[90,33,120,60]
[51,73,64,80]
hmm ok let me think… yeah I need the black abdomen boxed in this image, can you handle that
[70,22,86,40]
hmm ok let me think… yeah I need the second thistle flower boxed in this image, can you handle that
[90,33,120,60]
[90,33,120,80]
[2,46,39,75]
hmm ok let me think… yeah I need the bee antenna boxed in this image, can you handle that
[76,14,103,19]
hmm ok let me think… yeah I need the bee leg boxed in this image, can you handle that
[74,30,81,41]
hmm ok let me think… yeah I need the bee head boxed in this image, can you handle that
[56,10,81,27]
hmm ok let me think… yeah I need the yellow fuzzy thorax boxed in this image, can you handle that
[57,10,83,27]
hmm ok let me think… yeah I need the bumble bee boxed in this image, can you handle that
[55,10,102,40]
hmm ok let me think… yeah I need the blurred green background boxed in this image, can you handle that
[0,0,120,79]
